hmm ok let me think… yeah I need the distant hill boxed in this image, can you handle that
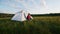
[0,13,14,18]
[31,13,60,16]
[0,13,60,18]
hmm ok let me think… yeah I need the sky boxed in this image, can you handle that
[0,0,60,14]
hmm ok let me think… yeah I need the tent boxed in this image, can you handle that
[11,10,33,21]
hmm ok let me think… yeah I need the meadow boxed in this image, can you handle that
[0,16,60,34]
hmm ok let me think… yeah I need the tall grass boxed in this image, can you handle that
[0,16,60,34]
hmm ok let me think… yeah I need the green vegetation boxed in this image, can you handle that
[0,16,60,34]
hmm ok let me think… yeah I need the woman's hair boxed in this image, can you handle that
[28,13,30,15]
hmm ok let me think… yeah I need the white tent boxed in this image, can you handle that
[11,10,27,21]
[11,10,33,21]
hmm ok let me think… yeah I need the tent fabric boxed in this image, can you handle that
[11,10,33,21]
[11,10,27,21]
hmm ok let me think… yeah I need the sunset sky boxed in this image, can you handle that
[0,0,60,14]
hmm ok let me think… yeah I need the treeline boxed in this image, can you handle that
[0,13,60,18]
[0,13,14,18]
[31,13,60,17]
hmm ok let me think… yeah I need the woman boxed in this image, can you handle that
[27,13,31,20]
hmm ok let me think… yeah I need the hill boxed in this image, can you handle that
[0,13,14,18]
[0,13,60,18]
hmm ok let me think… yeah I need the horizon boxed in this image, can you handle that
[0,0,60,14]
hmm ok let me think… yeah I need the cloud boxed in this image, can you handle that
[1,0,22,10]
[13,0,39,10]
[0,9,15,14]
[12,0,48,14]
[1,0,60,14]
[1,0,47,11]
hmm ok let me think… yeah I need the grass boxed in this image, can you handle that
[0,16,60,34]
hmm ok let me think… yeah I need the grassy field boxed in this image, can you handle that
[0,16,60,34]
